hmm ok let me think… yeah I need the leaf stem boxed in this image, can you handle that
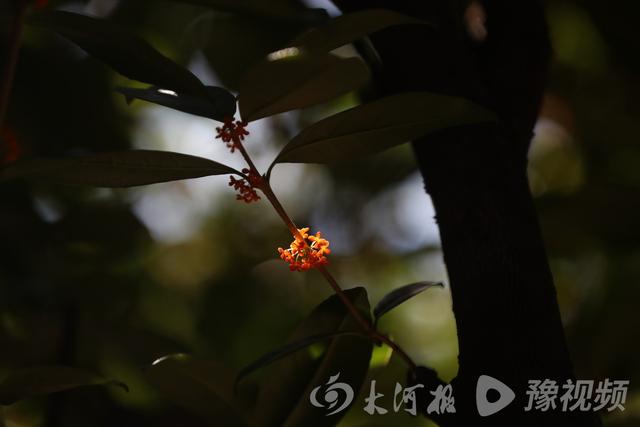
[234,137,416,372]
[0,0,29,131]
[316,264,417,370]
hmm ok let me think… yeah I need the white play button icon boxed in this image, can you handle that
[476,375,516,416]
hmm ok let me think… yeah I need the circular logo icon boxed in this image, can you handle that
[310,373,355,416]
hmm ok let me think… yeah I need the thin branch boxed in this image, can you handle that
[233,135,417,372]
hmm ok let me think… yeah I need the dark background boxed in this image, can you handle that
[1,0,638,425]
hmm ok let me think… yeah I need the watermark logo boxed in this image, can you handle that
[311,372,456,416]
[363,380,455,416]
[309,373,629,417]
[476,375,516,416]
[525,379,629,413]
[310,373,354,416]
[427,383,457,415]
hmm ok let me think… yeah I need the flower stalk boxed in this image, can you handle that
[217,117,417,372]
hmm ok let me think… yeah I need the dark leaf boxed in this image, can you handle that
[253,287,373,427]
[238,53,370,122]
[28,11,205,95]
[373,282,444,324]
[201,14,307,90]
[164,0,328,23]
[1,150,240,187]
[272,92,497,166]
[146,354,248,426]
[0,366,127,405]
[116,86,236,121]
[236,331,366,387]
[290,8,431,53]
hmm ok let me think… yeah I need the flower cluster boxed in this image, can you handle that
[215,117,249,153]
[243,168,262,188]
[278,227,330,271]
[228,168,261,203]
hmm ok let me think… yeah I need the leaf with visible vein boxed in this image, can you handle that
[116,86,236,121]
[29,11,205,95]
[0,366,127,405]
[374,281,444,324]
[253,287,373,427]
[272,92,497,166]
[236,331,366,388]
[238,53,370,122]
[1,150,240,187]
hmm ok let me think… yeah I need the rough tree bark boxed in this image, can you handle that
[331,0,604,425]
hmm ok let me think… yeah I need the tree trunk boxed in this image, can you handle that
[332,0,603,425]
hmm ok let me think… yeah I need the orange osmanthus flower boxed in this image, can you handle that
[278,227,331,272]
[215,117,249,153]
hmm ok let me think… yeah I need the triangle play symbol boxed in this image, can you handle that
[476,375,516,417]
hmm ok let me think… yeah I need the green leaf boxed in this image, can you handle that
[253,287,373,427]
[145,354,248,426]
[116,86,236,121]
[272,92,497,166]
[28,11,205,95]
[1,150,240,188]
[0,366,127,405]
[238,53,370,122]
[373,282,444,324]
[236,331,366,387]
[290,8,431,53]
